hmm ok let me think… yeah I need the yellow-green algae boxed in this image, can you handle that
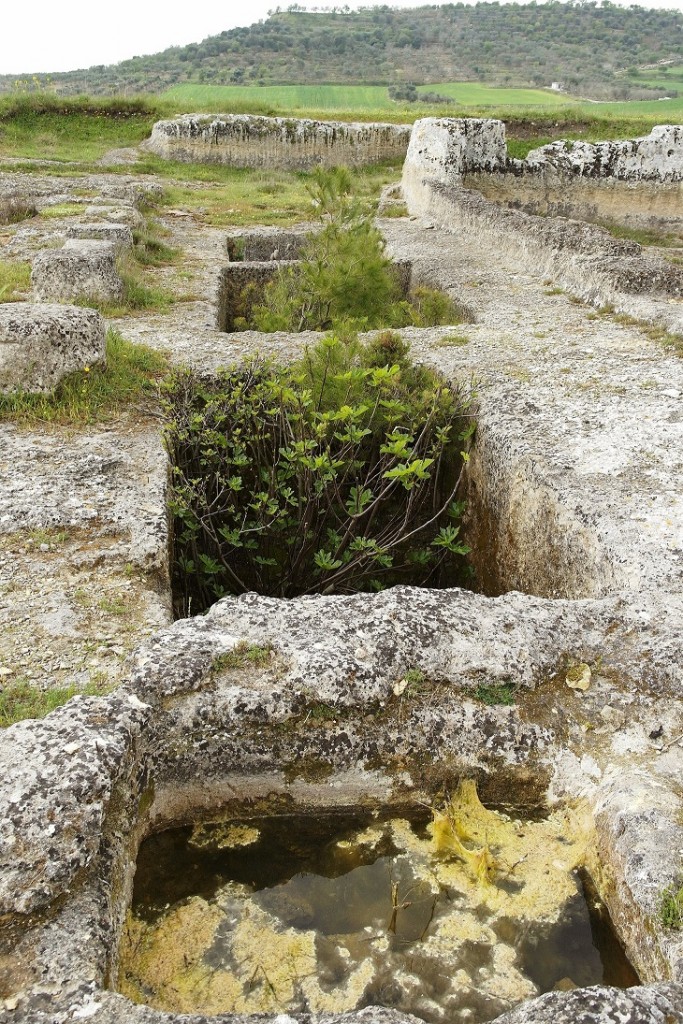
[118,784,594,1020]
[189,821,261,851]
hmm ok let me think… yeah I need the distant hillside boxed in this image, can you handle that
[2,2,682,100]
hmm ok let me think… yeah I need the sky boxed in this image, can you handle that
[1,0,682,77]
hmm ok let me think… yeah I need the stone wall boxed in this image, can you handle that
[402,118,683,327]
[145,114,412,170]
[404,119,683,234]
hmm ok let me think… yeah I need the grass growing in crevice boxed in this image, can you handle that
[0,259,30,301]
[76,252,178,316]
[660,884,683,929]
[0,328,169,424]
[595,307,683,358]
[132,223,180,267]
[598,220,682,249]
[473,682,518,706]
[212,642,274,673]
[0,677,111,727]
[39,202,83,219]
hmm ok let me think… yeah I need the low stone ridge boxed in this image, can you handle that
[84,204,144,228]
[525,125,683,182]
[145,113,412,169]
[0,302,105,392]
[32,239,123,304]
[66,222,134,251]
[491,983,683,1023]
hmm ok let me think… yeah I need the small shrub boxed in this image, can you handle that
[0,196,37,225]
[252,166,401,333]
[166,331,475,614]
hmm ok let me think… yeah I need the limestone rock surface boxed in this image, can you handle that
[145,114,412,169]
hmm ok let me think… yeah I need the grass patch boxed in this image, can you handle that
[212,642,273,672]
[660,884,683,929]
[77,252,177,316]
[596,308,683,358]
[473,682,518,706]
[0,328,169,424]
[132,224,180,267]
[380,202,409,218]
[598,220,681,248]
[135,159,402,228]
[0,94,159,162]
[0,678,109,727]
[435,334,470,348]
[40,202,83,219]
[0,259,30,301]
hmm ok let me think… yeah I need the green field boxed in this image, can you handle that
[416,83,571,107]
[162,81,571,113]
[161,80,683,123]
[0,85,681,166]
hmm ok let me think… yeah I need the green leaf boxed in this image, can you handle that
[313,549,343,573]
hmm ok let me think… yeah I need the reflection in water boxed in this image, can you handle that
[119,800,637,1022]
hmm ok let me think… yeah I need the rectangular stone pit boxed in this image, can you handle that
[217,252,413,333]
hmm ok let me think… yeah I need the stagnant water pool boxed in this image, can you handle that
[118,785,637,1022]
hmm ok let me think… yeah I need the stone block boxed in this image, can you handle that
[403,117,507,209]
[0,302,106,393]
[84,203,144,227]
[226,224,315,262]
[31,239,123,304]
[66,222,134,251]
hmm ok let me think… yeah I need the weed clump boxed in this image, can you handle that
[165,330,475,614]
[0,196,37,225]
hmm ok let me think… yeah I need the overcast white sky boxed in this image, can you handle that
[1,0,682,76]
